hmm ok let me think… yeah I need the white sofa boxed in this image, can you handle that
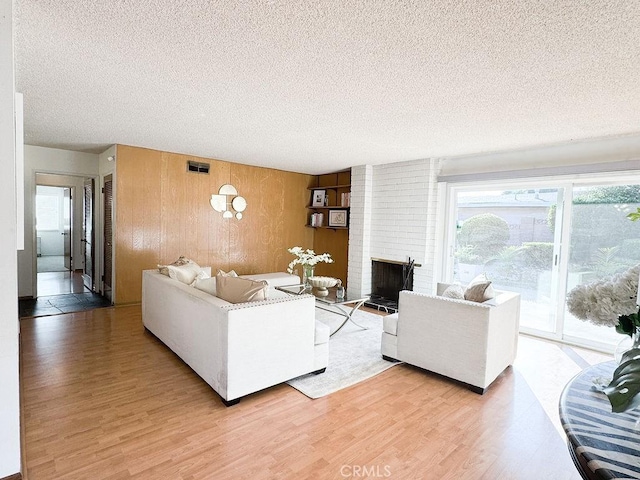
[142,269,329,405]
[381,285,520,393]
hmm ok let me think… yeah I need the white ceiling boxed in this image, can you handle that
[14,1,640,175]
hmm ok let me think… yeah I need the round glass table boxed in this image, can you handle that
[559,361,640,479]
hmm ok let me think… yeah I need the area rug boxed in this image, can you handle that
[286,308,401,399]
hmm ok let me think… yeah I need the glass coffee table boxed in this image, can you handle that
[276,284,370,337]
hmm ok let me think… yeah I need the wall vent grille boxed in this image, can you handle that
[187,161,210,174]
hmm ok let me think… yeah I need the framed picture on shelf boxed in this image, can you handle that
[328,209,348,228]
[311,189,326,207]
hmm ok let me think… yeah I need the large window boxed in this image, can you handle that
[445,180,640,352]
[36,189,61,231]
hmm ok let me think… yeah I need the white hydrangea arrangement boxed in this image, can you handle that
[567,264,640,413]
[569,209,640,413]
[566,264,640,334]
[286,246,333,274]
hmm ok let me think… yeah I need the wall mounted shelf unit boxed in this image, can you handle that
[306,170,351,284]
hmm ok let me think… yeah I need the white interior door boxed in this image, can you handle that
[63,187,71,270]
[82,178,94,291]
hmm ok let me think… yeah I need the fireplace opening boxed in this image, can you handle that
[366,258,415,313]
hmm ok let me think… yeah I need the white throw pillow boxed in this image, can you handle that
[441,284,465,299]
[158,256,194,276]
[217,269,238,277]
[190,269,210,285]
[193,276,217,296]
[216,275,268,304]
[167,262,203,285]
[464,273,495,302]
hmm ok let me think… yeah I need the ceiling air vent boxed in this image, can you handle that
[187,160,210,174]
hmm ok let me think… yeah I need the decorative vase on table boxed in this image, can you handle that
[287,247,334,289]
[614,326,640,363]
[308,276,338,297]
[302,265,315,288]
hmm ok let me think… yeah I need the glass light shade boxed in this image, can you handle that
[222,210,233,218]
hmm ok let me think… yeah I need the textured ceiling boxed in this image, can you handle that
[14,1,640,174]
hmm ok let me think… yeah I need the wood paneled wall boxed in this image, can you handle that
[114,145,313,304]
[312,229,349,283]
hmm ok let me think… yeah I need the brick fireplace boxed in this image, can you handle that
[365,258,416,313]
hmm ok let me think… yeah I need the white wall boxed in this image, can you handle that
[0,1,21,476]
[18,145,100,298]
[39,230,63,255]
[348,159,441,297]
[346,165,373,298]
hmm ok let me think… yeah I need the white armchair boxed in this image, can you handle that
[381,284,521,393]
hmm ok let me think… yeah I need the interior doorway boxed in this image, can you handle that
[36,185,70,272]
[36,184,82,295]
[35,174,96,297]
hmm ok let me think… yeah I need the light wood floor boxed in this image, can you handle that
[37,270,87,296]
[20,305,609,480]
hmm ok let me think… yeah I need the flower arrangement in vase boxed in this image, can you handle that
[286,247,334,287]
[567,264,640,412]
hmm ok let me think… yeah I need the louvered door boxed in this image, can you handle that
[103,175,113,301]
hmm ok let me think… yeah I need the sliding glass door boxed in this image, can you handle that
[451,188,564,336]
[562,184,640,348]
[446,180,640,351]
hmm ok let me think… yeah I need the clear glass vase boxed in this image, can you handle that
[614,327,640,363]
[302,265,315,288]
